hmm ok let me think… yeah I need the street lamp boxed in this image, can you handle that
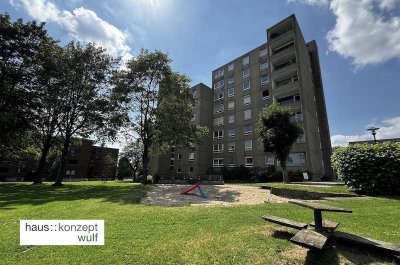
[367,127,380,143]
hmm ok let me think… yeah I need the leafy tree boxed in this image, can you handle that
[101,153,116,182]
[117,156,134,181]
[0,13,48,162]
[115,50,207,182]
[121,140,143,181]
[258,103,302,183]
[53,42,128,186]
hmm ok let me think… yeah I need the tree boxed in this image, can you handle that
[258,103,302,183]
[115,49,207,183]
[116,156,134,181]
[0,13,48,162]
[121,140,143,181]
[101,153,115,183]
[53,42,128,186]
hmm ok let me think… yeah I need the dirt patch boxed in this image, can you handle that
[141,184,288,207]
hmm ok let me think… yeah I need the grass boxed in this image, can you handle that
[0,181,399,264]
[249,182,354,194]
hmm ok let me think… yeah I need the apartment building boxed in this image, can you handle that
[150,14,333,179]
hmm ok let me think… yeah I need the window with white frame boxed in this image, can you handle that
[213,117,224,126]
[243,68,250,78]
[244,109,251,120]
[228,128,236,137]
[228,114,235,123]
[228,87,234,97]
[213,130,223,139]
[265,154,275,165]
[213,158,224,167]
[245,157,253,167]
[213,80,224,90]
[262,90,269,99]
[177,167,182,173]
[243,81,250,91]
[228,63,234,72]
[261,75,269,85]
[228,76,234,84]
[214,104,224,114]
[296,133,305,143]
[244,124,252,134]
[228,142,235,152]
[287,152,307,166]
[245,140,252,150]
[214,68,224,79]
[242,56,249,65]
[260,61,268,70]
[260,48,268,57]
[177,153,182,160]
[214,91,224,101]
[228,156,235,167]
[213,143,223,153]
[189,152,195,161]
[228,101,235,110]
[243,95,251,106]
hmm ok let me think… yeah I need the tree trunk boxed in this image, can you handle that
[141,143,149,184]
[33,134,52,184]
[281,159,289,183]
[53,134,70,186]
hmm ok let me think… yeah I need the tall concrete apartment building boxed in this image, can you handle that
[150,15,333,179]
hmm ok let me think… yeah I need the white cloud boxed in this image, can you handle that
[289,0,400,67]
[11,0,132,60]
[331,116,400,146]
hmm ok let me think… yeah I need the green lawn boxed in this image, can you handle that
[0,182,399,264]
[249,182,354,194]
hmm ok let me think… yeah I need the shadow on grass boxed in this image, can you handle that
[0,182,147,208]
[271,229,397,265]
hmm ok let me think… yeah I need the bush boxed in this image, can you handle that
[331,143,400,195]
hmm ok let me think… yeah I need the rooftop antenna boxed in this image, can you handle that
[367,127,380,143]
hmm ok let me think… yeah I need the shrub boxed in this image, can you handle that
[331,143,400,195]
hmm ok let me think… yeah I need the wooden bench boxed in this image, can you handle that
[309,220,339,232]
[262,215,307,230]
[290,228,329,250]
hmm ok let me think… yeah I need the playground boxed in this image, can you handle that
[141,184,288,206]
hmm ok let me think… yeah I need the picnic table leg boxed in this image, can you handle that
[313,210,323,232]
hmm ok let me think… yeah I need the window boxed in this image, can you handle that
[228,114,235,124]
[243,68,250,78]
[189,152,195,161]
[245,140,252,151]
[213,158,224,167]
[260,48,268,57]
[214,104,224,114]
[170,153,175,159]
[262,90,269,99]
[242,56,249,65]
[214,91,224,101]
[265,155,275,165]
[277,94,300,105]
[177,167,182,173]
[291,111,304,122]
[243,95,251,105]
[228,87,234,97]
[244,124,252,134]
[228,156,235,167]
[189,166,194,173]
[213,80,224,90]
[243,81,250,91]
[228,76,234,84]
[260,61,268,70]
[177,153,182,160]
[228,63,234,72]
[213,130,223,139]
[66,170,76,176]
[213,144,224,153]
[214,68,224,79]
[228,142,235,152]
[245,157,253,167]
[287,152,307,166]
[228,128,236,137]
[296,133,305,144]
[213,117,224,126]
[170,160,174,165]
[261,75,269,85]
[244,109,251,120]
[228,101,235,110]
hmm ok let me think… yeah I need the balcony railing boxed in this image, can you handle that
[272,41,294,55]
[269,27,293,40]
[275,75,298,88]
[274,58,296,71]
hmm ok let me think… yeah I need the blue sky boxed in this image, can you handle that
[2,0,400,146]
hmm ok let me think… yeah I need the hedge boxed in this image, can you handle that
[331,143,400,195]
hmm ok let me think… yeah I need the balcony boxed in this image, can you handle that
[275,75,298,89]
[268,19,294,43]
[274,57,296,71]
[272,40,295,56]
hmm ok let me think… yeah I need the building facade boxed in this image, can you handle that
[150,14,333,179]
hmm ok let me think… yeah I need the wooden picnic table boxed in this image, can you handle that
[289,200,352,232]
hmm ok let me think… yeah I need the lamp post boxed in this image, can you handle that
[367,127,380,143]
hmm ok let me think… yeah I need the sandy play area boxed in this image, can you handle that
[141,184,288,207]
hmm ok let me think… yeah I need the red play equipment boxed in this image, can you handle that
[180,183,208,199]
